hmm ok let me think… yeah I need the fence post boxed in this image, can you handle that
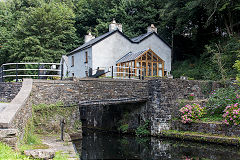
[111,66,113,79]
[2,65,4,82]
[16,63,18,82]
[60,118,65,141]
[38,63,40,79]
[128,67,131,79]
[138,69,141,80]
[0,66,2,82]
[61,61,63,80]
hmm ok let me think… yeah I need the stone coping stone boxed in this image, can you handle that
[159,130,240,146]
[0,103,7,113]
[0,79,32,128]
[33,78,148,84]
[171,120,240,137]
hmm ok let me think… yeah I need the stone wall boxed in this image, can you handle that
[0,82,22,102]
[171,120,240,137]
[147,78,222,136]
[30,78,223,137]
[31,78,148,106]
[0,79,32,149]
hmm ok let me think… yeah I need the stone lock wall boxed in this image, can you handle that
[0,79,32,149]
[147,78,221,136]
[0,82,22,102]
[171,120,240,137]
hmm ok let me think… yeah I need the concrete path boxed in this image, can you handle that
[0,103,7,113]
[39,134,79,160]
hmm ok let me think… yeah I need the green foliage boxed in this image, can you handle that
[172,36,240,81]
[22,120,41,145]
[135,120,150,137]
[200,115,223,122]
[0,142,30,159]
[0,0,239,81]
[119,137,129,145]
[188,93,195,101]
[117,112,130,133]
[0,0,79,64]
[53,151,70,160]
[223,103,240,125]
[200,81,213,96]
[118,124,129,133]
[206,87,240,115]
[33,102,80,134]
[135,137,149,144]
[179,103,206,123]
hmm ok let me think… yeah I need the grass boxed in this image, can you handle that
[0,142,30,160]
[53,151,70,160]
[0,142,69,160]
[0,101,9,103]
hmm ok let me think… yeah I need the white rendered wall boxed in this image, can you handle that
[68,47,92,78]
[92,32,132,74]
[92,32,171,75]
[131,34,171,73]
[68,32,171,78]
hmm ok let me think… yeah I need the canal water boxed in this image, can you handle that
[73,129,240,160]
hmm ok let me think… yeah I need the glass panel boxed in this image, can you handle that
[147,52,151,60]
[158,63,162,68]
[137,62,140,67]
[142,62,146,77]
[142,54,146,60]
[148,63,151,76]
[142,68,146,77]
[158,69,163,77]
[153,63,157,76]
[153,54,158,62]
[142,62,146,68]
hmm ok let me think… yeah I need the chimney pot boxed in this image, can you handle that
[84,31,95,43]
[147,24,157,33]
[109,19,123,32]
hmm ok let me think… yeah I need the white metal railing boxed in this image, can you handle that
[0,62,62,82]
[99,66,143,80]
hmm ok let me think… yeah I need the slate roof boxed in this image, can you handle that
[69,30,117,54]
[68,30,171,56]
[131,32,152,42]
[116,49,148,64]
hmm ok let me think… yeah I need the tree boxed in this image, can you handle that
[8,2,79,62]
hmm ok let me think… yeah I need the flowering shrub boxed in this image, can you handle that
[188,93,194,100]
[222,103,240,125]
[207,87,240,115]
[179,104,205,124]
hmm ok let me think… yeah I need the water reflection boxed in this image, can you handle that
[73,129,240,160]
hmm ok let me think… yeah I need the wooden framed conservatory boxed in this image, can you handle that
[116,49,164,77]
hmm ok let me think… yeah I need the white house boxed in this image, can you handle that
[62,19,171,78]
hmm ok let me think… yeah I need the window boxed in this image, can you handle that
[71,56,74,67]
[85,51,88,63]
